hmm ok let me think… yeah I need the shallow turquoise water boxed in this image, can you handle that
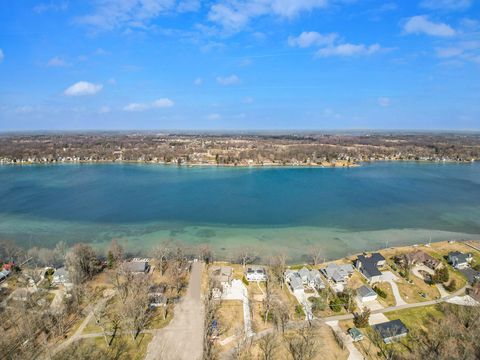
[0,162,479,260]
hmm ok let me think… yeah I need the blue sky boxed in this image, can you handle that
[0,0,479,131]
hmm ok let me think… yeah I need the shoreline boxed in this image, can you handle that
[0,158,477,168]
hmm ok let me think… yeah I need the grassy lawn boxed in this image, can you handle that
[69,333,152,360]
[348,272,367,289]
[147,306,173,329]
[247,325,349,360]
[385,305,444,332]
[217,300,244,339]
[373,282,396,307]
[396,275,440,303]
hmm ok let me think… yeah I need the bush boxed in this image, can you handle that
[444,279,457,292]
[329,298,343,313]
[432,267,449,284]
[374,286,387,299]
[473,264,480,271]
[309,296,326,313]
[242,276,249,286]
[295,304,305,317]
[353,308,371,328]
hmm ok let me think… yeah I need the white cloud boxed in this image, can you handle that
[316,43,381,57]
[123,98,174,111]
[76,0,198,30]
[0,49,3,63]
[420,0,472,11]
[243,97,254,104]
[124,103,149,112]
[403,16,456,37]
[47,56,68,67]
[378,97,391,107]
[216,74,241,85]
[206,113,221,120]
[108,78,117,85]
[208,0,328,31]
[33,1,69,14]
[99,106,111,114]
[64,81,103,96]
[288,31,338,48]
[194,77,203,86]
[152,98,174,108]
[436,47,464,58]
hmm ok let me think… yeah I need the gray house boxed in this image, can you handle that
[355,254,384,283]
[448,252,473,270]
[373,320,408,344]
[321,263,354,284]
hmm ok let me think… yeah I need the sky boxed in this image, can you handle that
[0,0,479,131]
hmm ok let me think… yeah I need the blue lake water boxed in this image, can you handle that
[1,162,479,261]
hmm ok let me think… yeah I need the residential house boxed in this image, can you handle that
[298,267,310,283]
[307,269,325,290]
[210,266,233,287]
[460,268,480,285]
[448,252,473,270]
[149,284,167,308]
[321,263,354,284]
[357,285,377,303]
[245,265,267,282]
[372,319,408,344]
[53,267,72,286]
[0,269,10,282]
[348,328,364,342]
[285,270,304,295]
[355,253,384,283]
[125,259,150,273]
[399,250,442,270]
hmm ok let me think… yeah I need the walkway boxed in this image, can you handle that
[145,261,204,360]
[411,265,448,297]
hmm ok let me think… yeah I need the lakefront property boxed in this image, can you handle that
[1,237,479,360]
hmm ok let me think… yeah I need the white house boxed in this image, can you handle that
[53,267,72,286]
[245,266,267,282]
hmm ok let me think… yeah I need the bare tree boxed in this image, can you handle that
[258,332,278,360]
[107,239,124,268]
[269,254,287,289]
[152,240,172,276]
[284,326,319,360]
[236,247,258,268]
[118,273,152,341]
[65,243,101,285]
[308,246,323,267]
[203,279,220,360]
[53,240,67,267]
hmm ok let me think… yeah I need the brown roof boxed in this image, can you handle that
[405,250,441,268]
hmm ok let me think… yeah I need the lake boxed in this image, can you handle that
[1,162,480,261]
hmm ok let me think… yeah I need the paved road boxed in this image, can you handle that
[145,261,205,360]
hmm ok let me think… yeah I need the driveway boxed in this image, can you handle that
[325,321,364,360]
[380,271,406,306]
[412,265,448,297]
[145,261,204,360]
[222,279,253,338]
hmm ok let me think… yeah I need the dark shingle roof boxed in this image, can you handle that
[373,320,408,339]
